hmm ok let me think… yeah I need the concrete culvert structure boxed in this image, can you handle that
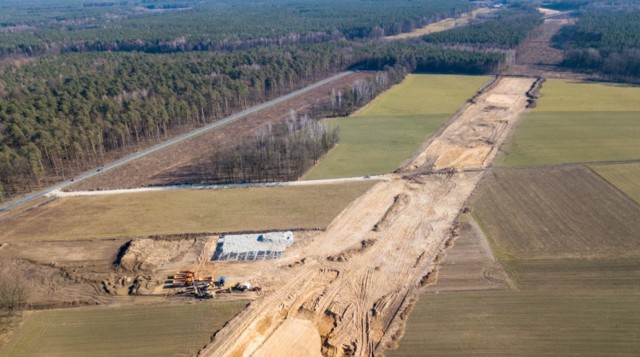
[212,231,294,261]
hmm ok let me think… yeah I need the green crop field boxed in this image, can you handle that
[303,115,448,179]
[304,74,488,179]
[535,79,640,112]
[390,166,640,356]
[501,111,640,166]
[355,74,488,117]
[2,301,247,356]
[500,79,640,167]
[592,163,640,204]
[0,181,374,242]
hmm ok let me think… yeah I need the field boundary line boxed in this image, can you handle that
[498,158,640,171]
[586,165,640,207]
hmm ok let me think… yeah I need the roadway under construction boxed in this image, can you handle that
[198,76,538,356]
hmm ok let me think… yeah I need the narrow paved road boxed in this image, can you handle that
[0,72,352,212]
[47,175,389,198]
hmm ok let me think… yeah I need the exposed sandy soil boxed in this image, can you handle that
[69,72,374,191]
[384,8,494,40]
[0,236,208,309]
[117,238,196,271]
[0,239,127,308]
[538,7,562,16]
[197,77,535,357]
[403,77,536,172]
[0,76,535,354]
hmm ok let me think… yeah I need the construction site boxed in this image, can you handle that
[0,75,537,356]
[3,1,640,355]
[198,76,537,356]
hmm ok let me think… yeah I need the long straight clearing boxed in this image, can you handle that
[500,79,640,166]
[2,301,247,356]
[384,8,493,40]
[591,162,640,204]
[304,74,488,179]
[0,181,374,241]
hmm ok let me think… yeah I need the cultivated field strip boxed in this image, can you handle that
[198,77,536,357]
[472,166,640,260]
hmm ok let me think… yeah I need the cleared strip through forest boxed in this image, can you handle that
[0,71,352,212]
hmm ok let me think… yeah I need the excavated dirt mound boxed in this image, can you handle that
[117,238,195,272]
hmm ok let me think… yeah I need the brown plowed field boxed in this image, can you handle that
[424,216,511,293]
[472,165,640,260]
[197,77,535,357]
[69,72,374,191]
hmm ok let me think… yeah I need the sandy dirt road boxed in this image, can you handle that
[198,77,536,357]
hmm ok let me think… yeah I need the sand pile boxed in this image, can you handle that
[117,238,194,271]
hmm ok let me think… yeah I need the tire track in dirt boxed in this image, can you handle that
[198,77,536,357]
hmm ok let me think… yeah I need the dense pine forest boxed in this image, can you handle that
[12,0,640,199]
[554,10,640,80]
[0,0,472,57]
[423,7,543,48]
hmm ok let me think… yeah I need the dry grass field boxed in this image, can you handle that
[1,301,247,356]
[592,162,640,204]
[471,166,640,260]
[0,181,374,242]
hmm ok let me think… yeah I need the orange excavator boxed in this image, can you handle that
[172,270,215,299]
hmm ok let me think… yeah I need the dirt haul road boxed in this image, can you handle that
[199,77,536,357]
